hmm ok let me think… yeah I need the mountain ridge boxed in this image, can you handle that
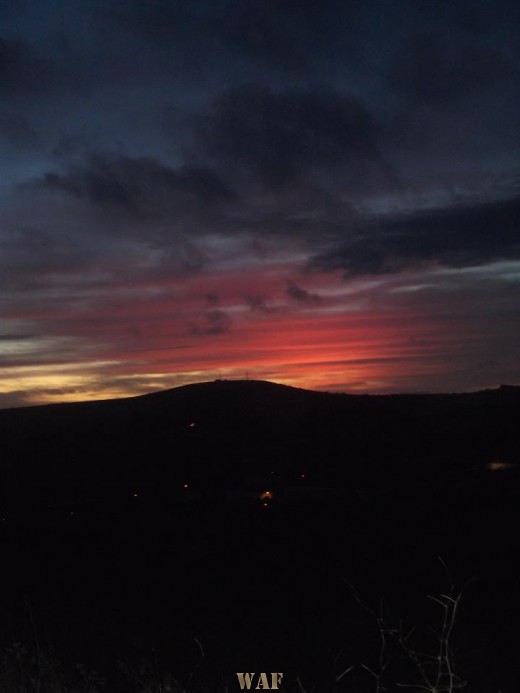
[2,379,518,489]
[2,377,519,414]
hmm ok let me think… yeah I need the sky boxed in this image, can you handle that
[1,0,519,407]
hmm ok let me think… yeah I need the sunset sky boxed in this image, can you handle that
[1,0,519,407]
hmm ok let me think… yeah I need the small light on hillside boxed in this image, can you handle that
[133,492,139,498]
[183,483,189,489]
[259,490,273,500]
[189,422,196,427]
[487,461,514,472]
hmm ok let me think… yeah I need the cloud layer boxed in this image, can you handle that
[1,0,519,406]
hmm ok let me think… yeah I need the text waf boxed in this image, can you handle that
[236,673,284,689]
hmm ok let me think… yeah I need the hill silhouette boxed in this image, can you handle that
[1,380,519,508]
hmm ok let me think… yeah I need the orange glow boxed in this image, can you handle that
[2,262,514,408]
[259,490,273,500]
[487,461,514,472]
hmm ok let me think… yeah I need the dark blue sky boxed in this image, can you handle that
[1,0,519,406]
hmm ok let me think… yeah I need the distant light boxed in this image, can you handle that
[189,422,196,427]
[259,490,273,500]
[487,461,514,472]
[300,474,306,479]
[183,484,189,489]
[262,502,269,508]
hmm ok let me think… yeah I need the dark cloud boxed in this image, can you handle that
[36,156,234,218]
[245,295,277,313]
[197,85,391,189]
[0,333,37,341]
[0,226,95,289]
[189,310,232,336]
[310,195,520,277]
[285,282,321,304]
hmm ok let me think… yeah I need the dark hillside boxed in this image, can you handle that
[1,380,519,506]
[0,381,519,690]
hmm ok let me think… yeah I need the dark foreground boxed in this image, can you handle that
[1,381,519,691]
[0,480,518,692]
